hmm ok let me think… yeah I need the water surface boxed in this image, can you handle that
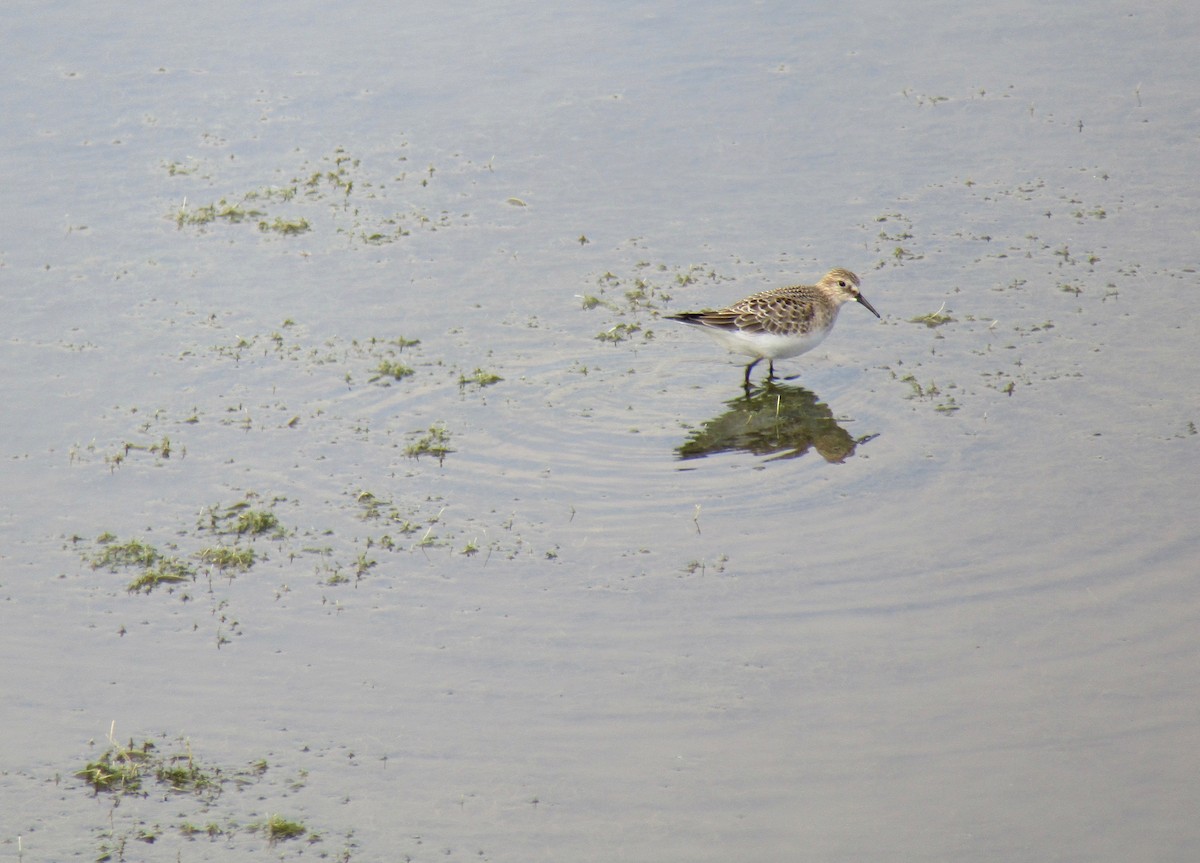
[2,1,1198,860]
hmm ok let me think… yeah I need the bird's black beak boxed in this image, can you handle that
[857,294,881,319]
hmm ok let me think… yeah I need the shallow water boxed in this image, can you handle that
[3,1,1199,860]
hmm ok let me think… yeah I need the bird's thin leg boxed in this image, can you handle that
[744,358,762,388]
[767,360,775,380]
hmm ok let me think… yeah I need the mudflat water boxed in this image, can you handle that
[2,2,1198,860]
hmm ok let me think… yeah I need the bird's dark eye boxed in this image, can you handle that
[838,280,846,287]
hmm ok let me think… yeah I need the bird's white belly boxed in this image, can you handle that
[702,327,830,360]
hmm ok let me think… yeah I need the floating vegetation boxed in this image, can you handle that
[77,737,155,794]
[235,508,282,537]
[596,322,641,342]
[910,302,955,328]
[321,551,378,586]
[370,359,415,382]
[155,756,221,797]
[262,814,308,843]
[578,293,618,312]
[167,145,482,245]
[899,374,961,414]
[161,159,199,176]
[864,211,926,267]
[405,423,453,463]
[304,148,357,193]
[90,535,159,569]
[127,558,194,594]
[458,367,502,388]
[174,197,266,227]
[197,545,257,572]
[354,490,390,520]
[95,435,176,471]
[73,726,341,860]
[200,498,287,539]
[79,733,221,802]
[355,490,444,540]
[89,536,196,594]
[584,255,729,350]
[900,374,939,399]
[201,327,429,393]
[81,498,290,642]
[363,337,422,383]
[80,468,553,643]
[901,88,950,106]
[257,216,311,235]
[680,554,730,576]
[69,309,577,648]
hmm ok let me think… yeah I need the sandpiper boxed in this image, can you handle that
[666,268,880,386]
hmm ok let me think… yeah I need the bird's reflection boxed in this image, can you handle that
[676,381,866,463]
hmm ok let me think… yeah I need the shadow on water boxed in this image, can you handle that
[676,381,869,464]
